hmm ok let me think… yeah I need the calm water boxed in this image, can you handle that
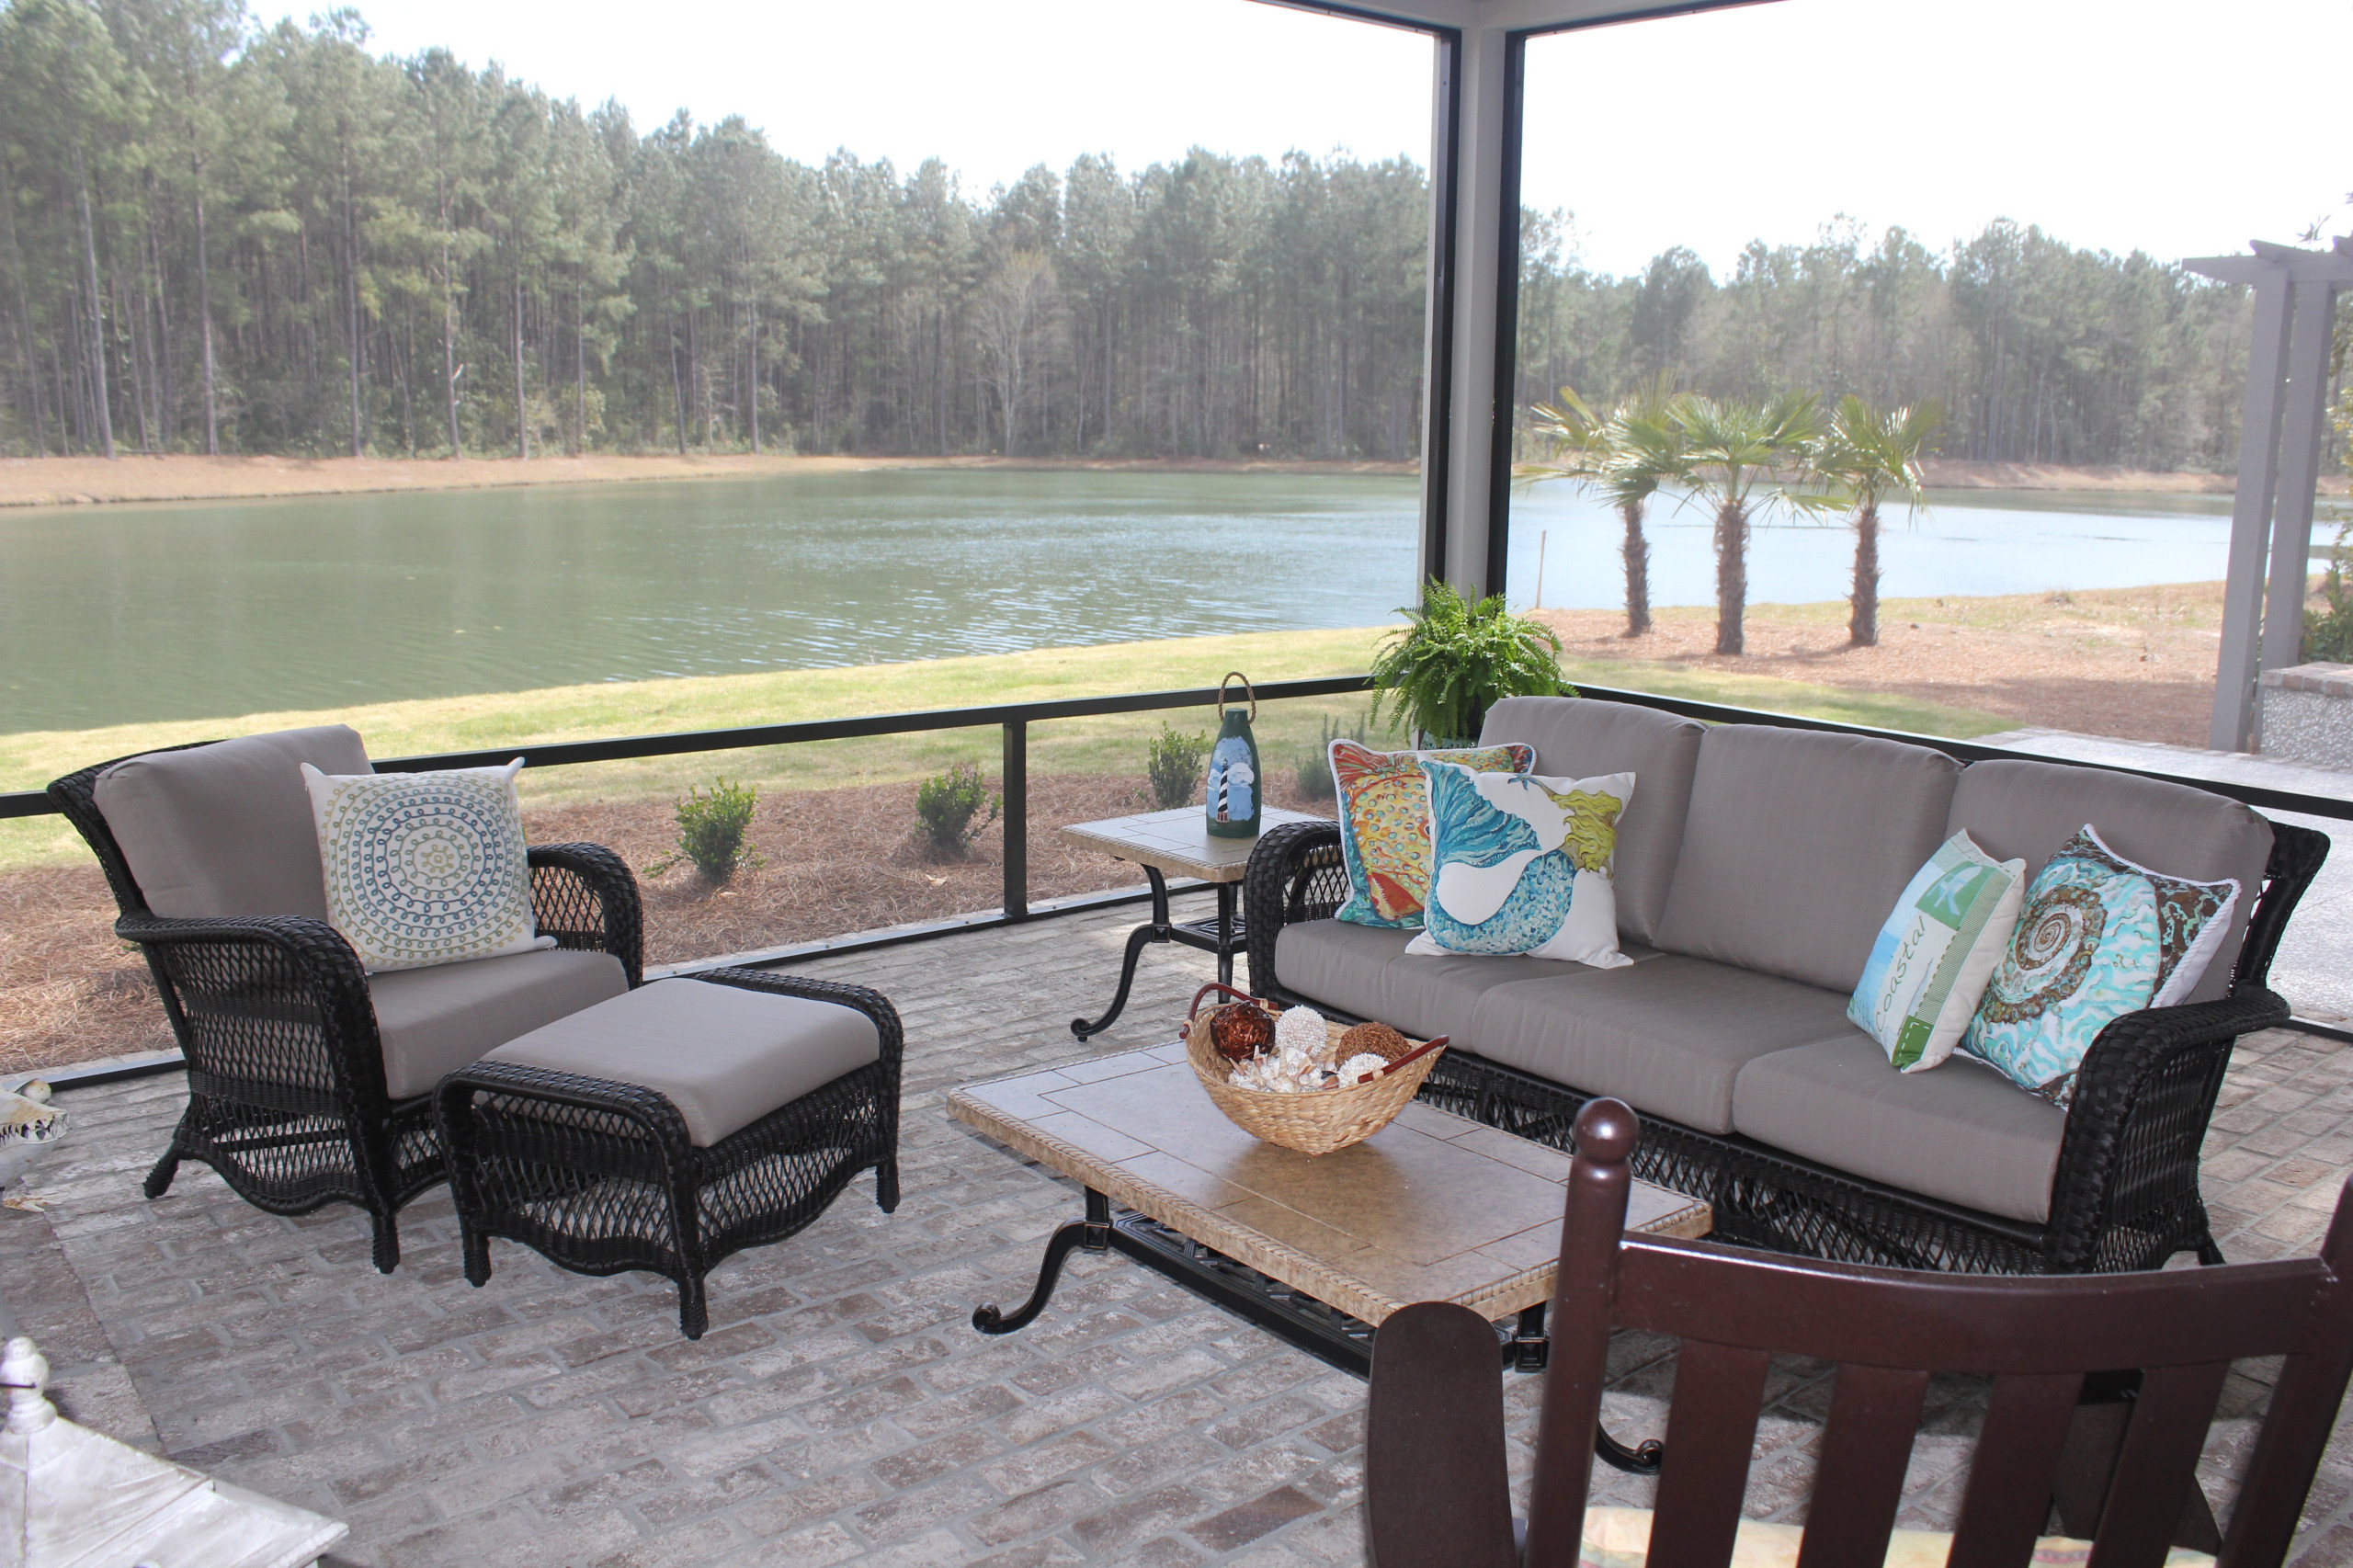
[0,470,2235,733]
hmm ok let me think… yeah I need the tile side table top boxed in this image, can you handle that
[949,1042,1711,1327]
[1055,805,1329,883]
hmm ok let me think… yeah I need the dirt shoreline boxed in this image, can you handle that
[0,451,2301,509]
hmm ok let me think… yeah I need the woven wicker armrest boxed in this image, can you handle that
[528,843,644,986]
[1243,820,1346,999]
[111,911,382,1092]
[2042,984,2292,1272]
[694,967,906,1073]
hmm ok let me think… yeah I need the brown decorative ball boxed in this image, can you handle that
[1339,1020,1411,1062]
[1210,1002,1276,1062]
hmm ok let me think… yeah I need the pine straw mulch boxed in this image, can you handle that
[1,771,1336,1079]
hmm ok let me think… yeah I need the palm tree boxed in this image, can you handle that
[1519,378,1681,638]
[1814,397,1944,647]
[1671,392,1827,655]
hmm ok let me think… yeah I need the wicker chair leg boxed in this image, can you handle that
[142,1143,183,1199]
[461,1224,492,1288]
[369,1212,401,1275]
[676,1274,709,1341]
[2196,1233,2227,1267]
[877,1157,901,1214]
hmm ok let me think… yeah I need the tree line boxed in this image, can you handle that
[0,0,2256,470]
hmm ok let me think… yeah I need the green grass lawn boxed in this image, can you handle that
[1,623,2013,872]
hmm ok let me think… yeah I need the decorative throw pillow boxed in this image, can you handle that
[1403,761,1635,967]
[1847,832,2027,1073]
[301,759,551,973]
[1330,739,1535,927]
[1960,824,2240,1107]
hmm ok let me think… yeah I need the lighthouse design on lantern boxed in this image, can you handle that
[1205,672,1263,839]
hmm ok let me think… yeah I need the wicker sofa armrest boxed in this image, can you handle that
[695,966,906,1075]
[2233,821,2330,993]
[111,911,388,1111]
[529,842,644,986]
[1243,821,1347,1000]
[2040,984,2291,1272]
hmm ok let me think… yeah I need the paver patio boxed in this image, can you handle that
[5,892,2353,1567]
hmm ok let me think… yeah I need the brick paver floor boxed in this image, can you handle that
[6,893,2353,1566]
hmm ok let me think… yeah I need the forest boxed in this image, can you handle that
[0,0,2257,470]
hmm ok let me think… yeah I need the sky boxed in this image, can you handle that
[278,0,2351,280]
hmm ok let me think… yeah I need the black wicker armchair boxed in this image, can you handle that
[49,733,643,1273]
[1244,812,2330,1278]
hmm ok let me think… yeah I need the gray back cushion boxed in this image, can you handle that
[93,725,373,920]
[1654,724,1961,993]
[1480,696,1705,944]
[1949,758,2274,1004]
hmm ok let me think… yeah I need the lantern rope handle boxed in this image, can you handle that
[1216,671,1257,722]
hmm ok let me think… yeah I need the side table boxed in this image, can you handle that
[1059,805,1325,1040]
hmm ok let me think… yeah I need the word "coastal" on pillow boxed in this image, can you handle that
[1961,824,2239,1107]
[1848,831,2027,1073]
[1329,739,1534,927]
[1404,761,1635,967]
[301,758,552,973]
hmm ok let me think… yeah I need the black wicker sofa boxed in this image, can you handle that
[1244,697,2329,1277]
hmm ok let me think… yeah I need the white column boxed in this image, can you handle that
[2208,264,2292,752]
[2260,277,2343,682]
[1426,23,1512,599]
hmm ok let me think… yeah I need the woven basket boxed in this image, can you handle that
[1185,990,1446,1156]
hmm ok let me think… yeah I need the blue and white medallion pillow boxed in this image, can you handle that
[1403,761,1636,968]
[1959,824,2239,1107]
[301,759,551,972]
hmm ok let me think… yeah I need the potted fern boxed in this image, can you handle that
[1370,580,1571,748]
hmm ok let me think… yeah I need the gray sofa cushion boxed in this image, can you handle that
[1654,725,1961,993]
[1733,1034,2066,1222]
[94,725,373,921]
[371,947,628,1099]
[1480,697,1705,945]
[485,978,881,1147]
[1467,956,1858,1133]
[1949,758,2274,1005]
[1273,918,1659,1050]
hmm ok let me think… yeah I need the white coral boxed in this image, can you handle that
[1272,1006,1326,1063]
[1337,1052,1390,1085]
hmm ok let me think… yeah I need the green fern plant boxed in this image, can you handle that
[1370,579,1571,746]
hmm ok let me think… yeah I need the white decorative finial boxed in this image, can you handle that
[2,1335,56,1434]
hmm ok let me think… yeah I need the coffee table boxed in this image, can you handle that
[949,1040,1711,1472]
[1058,805,1326,1040]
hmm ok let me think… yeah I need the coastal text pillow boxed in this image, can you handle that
[1330,739,1534,927]
[1403,761,1635,967]
[301,759,552,973]
[1960,824,2240,1106]
[1847,831,2027,1073]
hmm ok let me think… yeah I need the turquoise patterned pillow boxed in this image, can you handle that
[301,759,552,973]
[1402,761,1635,966]
[1960,824,2239,1106]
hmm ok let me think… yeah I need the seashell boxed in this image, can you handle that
[1211,1002,1276,1062]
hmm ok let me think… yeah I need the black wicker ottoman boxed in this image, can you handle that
[432,967,903,1337]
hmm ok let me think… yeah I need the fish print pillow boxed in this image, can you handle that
[1329,740,1535,927]
[1403,761,1636,967]
[1960,824,2239,1107]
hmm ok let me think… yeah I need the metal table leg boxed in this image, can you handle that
[1072,868,1175,1040]
[972,1188,1113,1334]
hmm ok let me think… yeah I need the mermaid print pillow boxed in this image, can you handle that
[1960,824,2238,1107]
[1403,761,1636,967]
[1329,740,1536,927]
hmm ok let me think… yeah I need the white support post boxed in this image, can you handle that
[2208,265,2292,752]
[2261,276,2343,682]
[1428,22,1511,600]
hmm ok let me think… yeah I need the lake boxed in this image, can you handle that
[0,469,2240,733]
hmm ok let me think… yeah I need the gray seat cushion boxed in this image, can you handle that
[1468,956,1857,1133]
[1272,918,1659,1051]
[1733,1034,2066,1222]
[94,725,373,921]
[1949,758,2274,1005]
[483,977,881,1147]
[1654,725,1961,994]
[1479,697,1705,945]
[371,948,628,1099]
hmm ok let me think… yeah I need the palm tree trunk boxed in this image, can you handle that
[1620,499,1652,638]
[1714,497,1747,654]
[1849,500,1881,646]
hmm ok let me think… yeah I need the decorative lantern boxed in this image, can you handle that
[1205,671,1262,839]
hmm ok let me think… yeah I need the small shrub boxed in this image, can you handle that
[649,778,761,881]
[1144,722,1211,810]
[2307,520,2353,663]
[1293,710,1375,801]
[915,761,1001,857]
